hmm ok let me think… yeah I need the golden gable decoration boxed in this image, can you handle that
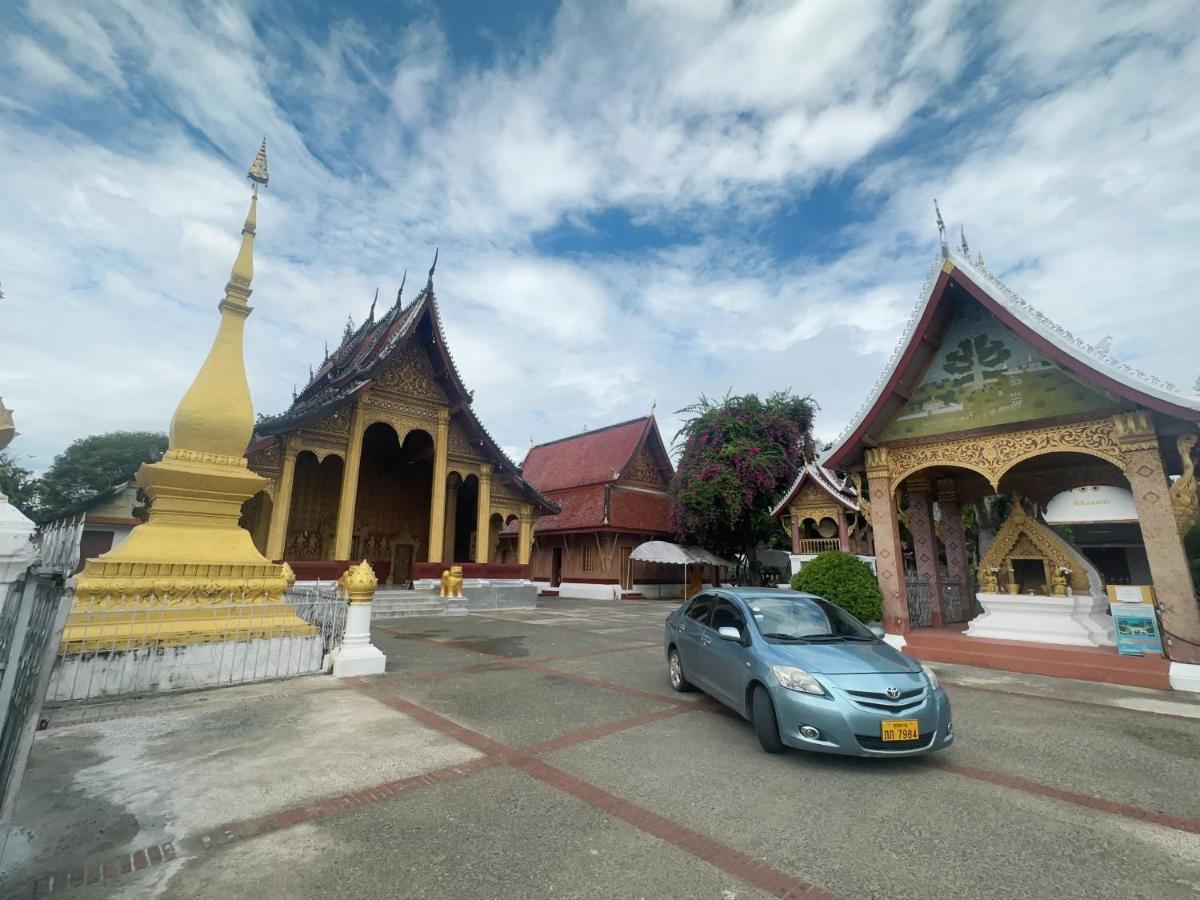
[978,501,1091,595]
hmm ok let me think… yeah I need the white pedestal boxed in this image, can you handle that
[1168,662,1200,694]
[331,601,386,676]
[966,592,1115,647]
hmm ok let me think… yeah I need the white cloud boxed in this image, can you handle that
[1,0,1197,475]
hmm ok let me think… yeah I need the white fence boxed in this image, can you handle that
[46,582,347,702]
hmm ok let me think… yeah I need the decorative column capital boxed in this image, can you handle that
[339,559,378,603]
[906,473,932,494]
[436,408,450,426]
[1113,410,1158,451]
[935,478,958,505]
[864,447,890,477]
[479,462,492,480]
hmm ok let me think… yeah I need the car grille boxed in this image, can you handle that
[855,733,934,751]
[843,687,927,714]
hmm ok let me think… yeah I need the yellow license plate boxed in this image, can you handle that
[881,720,920,741]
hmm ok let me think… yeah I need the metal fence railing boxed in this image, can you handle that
[46,582,346,703]
[0,568,72,857]
[905,578,935,628]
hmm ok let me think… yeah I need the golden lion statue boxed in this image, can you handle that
[439,565,464,598]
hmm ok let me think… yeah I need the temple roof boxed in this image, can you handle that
[825,246,1200,471]
[770,463,859,518]
[520,415,674,492]
[507,414,675,535]
[253,266,557,513]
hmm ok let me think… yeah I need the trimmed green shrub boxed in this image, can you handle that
[790,551,883,624]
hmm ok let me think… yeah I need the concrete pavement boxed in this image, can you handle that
[3,597,1199,898]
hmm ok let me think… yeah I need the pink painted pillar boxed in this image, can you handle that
[905,475,943,627]
[837,512,851,553]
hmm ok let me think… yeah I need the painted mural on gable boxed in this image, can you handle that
[880,302,1116,441]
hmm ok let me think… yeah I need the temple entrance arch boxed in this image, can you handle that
[285,451,344,560]
[351,423,433,583]
[450,473,479,563]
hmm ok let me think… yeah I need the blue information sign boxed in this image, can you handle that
[1109,603,1164,657]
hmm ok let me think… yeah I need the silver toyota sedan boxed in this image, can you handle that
[664,588,954,757]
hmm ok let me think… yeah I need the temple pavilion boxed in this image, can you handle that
[770,463,872,566]
[240,260,557,585]
[503,415,679,599]
[810,235,1200,691]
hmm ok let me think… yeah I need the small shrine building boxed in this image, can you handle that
[770,463,873,567]
[505,415,678,599]
[821,240,1200,691]
[240,263,558,585]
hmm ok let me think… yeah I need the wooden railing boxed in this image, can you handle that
[795,538,840,554]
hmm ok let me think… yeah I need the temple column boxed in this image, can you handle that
[265,444,297,561]
[442,477,460,563]
[789,512,801,555]
[905,474,943,627]
[937,478,972,603]
[865,449,909,646]
[1115,412,1200,664]
[517,502,534,565]
[427,409,450,563]
[837,511,851,553]
[474,464,492,563]
[333,405,365,560]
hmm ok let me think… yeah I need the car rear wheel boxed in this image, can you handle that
[667,648,693,692]
[752,686,785,754]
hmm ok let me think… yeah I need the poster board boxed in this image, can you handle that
[1109,602,1164,657]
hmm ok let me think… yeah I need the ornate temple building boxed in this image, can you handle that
[816,234,1200,691]
[504,415,678,599]
[240,262,557,585]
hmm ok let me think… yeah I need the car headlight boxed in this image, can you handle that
[771,665,824,695]
[921,663,940,690]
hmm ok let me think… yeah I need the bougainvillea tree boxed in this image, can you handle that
[669,391,816,585]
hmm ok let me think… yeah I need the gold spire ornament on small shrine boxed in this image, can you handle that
[72,139,309,647]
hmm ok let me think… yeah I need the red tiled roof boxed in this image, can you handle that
[520,417,653,491]
[527,485,607,532]
[609,489,671,533]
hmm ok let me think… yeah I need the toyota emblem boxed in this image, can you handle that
[885,686,901,699]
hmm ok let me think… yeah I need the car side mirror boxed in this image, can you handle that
[717,626,743,643]
[868,625,885,639]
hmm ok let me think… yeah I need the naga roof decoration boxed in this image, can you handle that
[770,463,860,519]
[825,244,1200,470]
[254,261,556,512]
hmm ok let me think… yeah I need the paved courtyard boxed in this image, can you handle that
[4,596,1200,899]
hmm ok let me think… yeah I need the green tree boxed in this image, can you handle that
[0,450,38,518]
[36,431,166,518]
[942,334,1012,390]
[789,551,883,623]
[669,391,816,585]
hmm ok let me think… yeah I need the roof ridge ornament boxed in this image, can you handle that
[959,225,970,258]
[395,269,407,307]
[933,198,946,255]
[368,287,378,322]
[426,248,438,292]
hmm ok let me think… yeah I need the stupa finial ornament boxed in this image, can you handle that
[0,397,15,454]
[248,138,269,193]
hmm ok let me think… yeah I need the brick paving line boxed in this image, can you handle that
[19,698,696,896]
[378,624,1200,834]
[936,678,1200,723]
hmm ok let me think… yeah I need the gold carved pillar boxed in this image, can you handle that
[937,478,972,596]
[427,409,450,563]
[265,443,297,560]
[865,448,909,638]
[333,404,365,560]
[517,502,534,565]
[837,512,851,553]
[906,474,943,627]
[1115,411,1200,663]
[474,463,492,564]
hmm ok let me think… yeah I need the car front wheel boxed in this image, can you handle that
[668,648,693,692]
[752,686,785,754]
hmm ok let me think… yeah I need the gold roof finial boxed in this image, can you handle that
[248,137,269,194]
[0,397,16,453]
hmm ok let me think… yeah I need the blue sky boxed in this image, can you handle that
[2,0,1199,471]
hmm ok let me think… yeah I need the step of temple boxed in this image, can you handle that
[372,589,448,619]
[905,627,1171,690]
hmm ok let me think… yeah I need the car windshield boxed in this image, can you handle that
[744,595,877,643]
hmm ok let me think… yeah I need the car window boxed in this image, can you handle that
[710,598,745,633]
[744,594,876,641]
[684,593,715,624]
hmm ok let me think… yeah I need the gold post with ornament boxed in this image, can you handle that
[70,140,314,648]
